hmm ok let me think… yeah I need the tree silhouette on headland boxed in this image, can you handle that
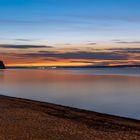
[0,61,5,69]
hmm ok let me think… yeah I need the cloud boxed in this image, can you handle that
[87,42,97,45]
[112,40,140,44]
[69,14,140,23]
[19,50,129,60]
[15,39,32,42]
[108,48,140,53]
[2,47,140,66]
[0,19,36,24]
[0,44,53,49]
[0,38,39,42]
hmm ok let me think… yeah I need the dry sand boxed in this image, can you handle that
[0,95,140,140]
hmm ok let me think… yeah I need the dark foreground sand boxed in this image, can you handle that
[0,96,140,140]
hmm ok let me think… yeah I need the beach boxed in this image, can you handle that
[0,95,140,140]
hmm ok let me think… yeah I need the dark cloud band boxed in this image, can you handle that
[19,50,129,60]
[0,44,53,49]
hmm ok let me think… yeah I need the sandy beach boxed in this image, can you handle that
[0,95,139,140]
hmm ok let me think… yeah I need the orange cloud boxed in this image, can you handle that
[1,46,140,67]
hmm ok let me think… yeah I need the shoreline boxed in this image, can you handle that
[0,95,140,139]
[1,95,140,122]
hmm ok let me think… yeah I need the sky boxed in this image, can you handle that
[0,0,140,67]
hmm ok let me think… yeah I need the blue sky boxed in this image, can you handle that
[0,0,140,44]
[0,0,140,66]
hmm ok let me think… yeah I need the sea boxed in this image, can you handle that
[0,67,140,120]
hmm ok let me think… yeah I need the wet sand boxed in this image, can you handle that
[0,95,140,140]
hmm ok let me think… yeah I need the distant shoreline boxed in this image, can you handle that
[6,64,140,69]
[0,95,140,139]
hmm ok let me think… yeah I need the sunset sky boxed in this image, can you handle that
[0,0,140,67]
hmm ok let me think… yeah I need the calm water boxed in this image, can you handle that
[0,68,140,120]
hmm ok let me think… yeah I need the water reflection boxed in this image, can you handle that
[0,69,140,120]
[0,70,4,82]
